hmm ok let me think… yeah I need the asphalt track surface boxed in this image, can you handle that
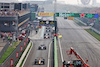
[57,17,100,67]
[23,39,52,67]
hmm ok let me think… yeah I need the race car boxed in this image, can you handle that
[44,33,49,36]
[65,60,82,67]
[38,45,46,50]
[46,27,50,29]
[46,29,50,32]
[44,35,50,39]
[34,57,45,65]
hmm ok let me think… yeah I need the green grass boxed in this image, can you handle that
[13,41,21,48]
[0,41,20,64]
[85,29,100,41]
[73,20,85,26]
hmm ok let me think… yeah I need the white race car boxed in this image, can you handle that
[44,35,50,39]
[38,45,46,50]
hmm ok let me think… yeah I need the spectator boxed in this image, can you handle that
[5,11,7,15]
[3,36,5,42]
[5,32,8,39]
[0,11,2,15]
[8,36,10,41]
[1,34,3,38]
[10,36,12,40]
[10,11,13,15]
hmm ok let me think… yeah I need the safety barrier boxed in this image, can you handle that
[0,31,30,67]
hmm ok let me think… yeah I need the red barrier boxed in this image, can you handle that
[21,46,23,52]
[10,59,13,67]
[27,37,28,43]
[16,51,19,58]
[24,41,26,47]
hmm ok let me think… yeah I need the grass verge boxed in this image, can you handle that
[85,29,100,41]
[73,20,85,26]
[0,41,20,64]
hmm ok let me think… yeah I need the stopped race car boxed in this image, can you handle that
[46,29,50,32]
[65,60,82,67]
[46,26,50,29]
[44,35,50,39]
[44,33,49,36]
[38,45,46,50]
[34,57,45,65]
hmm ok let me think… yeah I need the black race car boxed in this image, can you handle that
[34,57,45,65]
[38,45,46,50]
[63,60,82,67]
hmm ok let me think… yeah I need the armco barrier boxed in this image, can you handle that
[0,32,30,67]
[54,37,58,67]
[0,42,10,59]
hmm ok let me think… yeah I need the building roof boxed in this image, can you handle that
[0,0,19,3]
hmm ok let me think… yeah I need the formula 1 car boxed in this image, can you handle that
[46,29,50,32]
[44,35,50,39]
[44,33,49,36]
[38,45,46,50]
[63,60,82,67]
[46,27,50,29]
[34,57,45,65]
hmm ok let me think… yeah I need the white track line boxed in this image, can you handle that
[47,41,52,67]
[22,41,33,67]
[41,26,45,38]
[58,37,64,62]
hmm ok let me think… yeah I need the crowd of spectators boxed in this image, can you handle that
[0,9,30,17]
[0,32,13,44]
[0,11,19,16]
[88,8,100,15]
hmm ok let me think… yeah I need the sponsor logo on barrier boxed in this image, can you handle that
[24,41,26,47]
[21,46,23,52]
[10,59,13,67]
[16,52,19,58]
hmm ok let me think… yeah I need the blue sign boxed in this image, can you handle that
[94,14,99,18]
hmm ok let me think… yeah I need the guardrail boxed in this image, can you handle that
[91,27,100,35]
[74,18,87,26]
[54,37,58,67]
